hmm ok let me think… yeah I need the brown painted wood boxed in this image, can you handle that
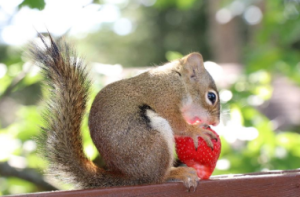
[8,170,300,197]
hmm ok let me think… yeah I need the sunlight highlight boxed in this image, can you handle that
[0,0,123,45]
[0,134,22,161]
[113,18,133,35]
[216,8,232,24]
[244,6,262,25]
[216,159,230,170]
[0,63,7,78]
[204,61,223,82]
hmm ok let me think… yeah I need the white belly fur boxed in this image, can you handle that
[146,110,175,164]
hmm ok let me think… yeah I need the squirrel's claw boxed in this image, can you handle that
[192,126,217,150]
[192,135,199,151]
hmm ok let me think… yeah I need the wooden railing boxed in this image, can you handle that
[8,169,300,197]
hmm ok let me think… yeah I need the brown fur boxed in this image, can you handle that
[32,34,220,189]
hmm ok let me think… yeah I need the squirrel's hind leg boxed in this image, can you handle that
[166,167,199,191]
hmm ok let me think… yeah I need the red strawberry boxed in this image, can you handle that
[175,128,221,180]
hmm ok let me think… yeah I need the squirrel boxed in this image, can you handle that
[30,33,220,190]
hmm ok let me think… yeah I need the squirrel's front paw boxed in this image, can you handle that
[166,167,199,191]
[191,126,217,150]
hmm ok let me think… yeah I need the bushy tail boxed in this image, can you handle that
[31,34,101,188]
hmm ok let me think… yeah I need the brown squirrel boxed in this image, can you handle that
[30,34,220,190]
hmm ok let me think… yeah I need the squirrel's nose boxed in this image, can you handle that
[211,119,220,126]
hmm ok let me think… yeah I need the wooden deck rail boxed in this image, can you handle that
[9,169,300,197]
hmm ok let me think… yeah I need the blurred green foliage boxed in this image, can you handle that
[19,0,45,10]
[0,0,300,195]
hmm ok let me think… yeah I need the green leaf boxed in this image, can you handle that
[165,51,183,61]
[276,132,300,157]
[154,0,175,9]
[15,106,41,141]
[19,0,45,10]
[176,0,196,10]
[7,177,36,195]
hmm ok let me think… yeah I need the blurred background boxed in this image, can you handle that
[0,0,300,195]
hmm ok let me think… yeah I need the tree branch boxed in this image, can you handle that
[0,66,29,104]
[0,161,58,191]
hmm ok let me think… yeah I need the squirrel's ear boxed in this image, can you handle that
[180,52,205,79]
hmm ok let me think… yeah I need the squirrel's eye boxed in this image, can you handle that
[206,91,217,105]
